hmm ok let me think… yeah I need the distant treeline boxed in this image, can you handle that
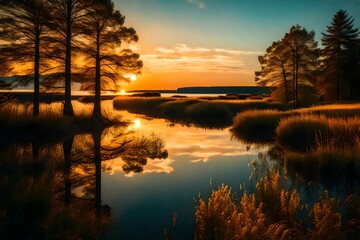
[177,86,270,94]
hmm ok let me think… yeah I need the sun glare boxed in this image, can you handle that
[125,73,137,81]
[133,119,141,128]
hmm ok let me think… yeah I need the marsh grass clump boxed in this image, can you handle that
[276,115,360,152]
[195,168,359,240]
[113,97,286,128]
[159,99,200,119]
[195,185,267,240]
[185,102,233,126]
[276,115,329,152]
[226,100,286,114]
[310,192,343,240]
[231,110,285,144]
[295,103,360,117]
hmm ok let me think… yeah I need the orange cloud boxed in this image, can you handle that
[141,43,261,74]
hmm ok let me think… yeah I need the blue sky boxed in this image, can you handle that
[112,0,360,90]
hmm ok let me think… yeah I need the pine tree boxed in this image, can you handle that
[320,10,359,101]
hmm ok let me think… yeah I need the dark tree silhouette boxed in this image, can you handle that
[256,26,319,107]
[320,10,359,101]
[80,0,142,123]
[45,0,90,116]
[0,0,49,116]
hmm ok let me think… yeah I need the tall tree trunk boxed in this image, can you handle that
[281,63,289,103]
[33,29,40,117]
[63,0,74,116]
[92,31,102,123]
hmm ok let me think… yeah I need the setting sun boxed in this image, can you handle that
[133,119,141,128]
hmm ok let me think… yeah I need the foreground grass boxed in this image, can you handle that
[113,97,285,128]
[195,167,360,240]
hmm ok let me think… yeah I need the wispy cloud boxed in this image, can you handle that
[142,43,262,74]
[187,0,206,9]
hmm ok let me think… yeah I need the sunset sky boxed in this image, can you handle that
[113,0,360,91]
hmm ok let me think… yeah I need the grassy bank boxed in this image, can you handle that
[231,103,360,189]
[231,103,360,144]
[113,97,286,128]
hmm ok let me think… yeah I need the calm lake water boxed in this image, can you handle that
[1,100,359,239]
[98,110,267,239]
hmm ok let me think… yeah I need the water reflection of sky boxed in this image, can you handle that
[102,110,267,239]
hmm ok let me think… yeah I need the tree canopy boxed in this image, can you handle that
[256,25,319,107]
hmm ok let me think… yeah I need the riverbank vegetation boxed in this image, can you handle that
[113,96,286,128]
[231,103,360,144]
[217,102,360,239]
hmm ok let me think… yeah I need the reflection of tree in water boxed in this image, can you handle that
[0,143,104,239]
[0,123,169,239]
[67,126,168,202]
[117,133,169,174]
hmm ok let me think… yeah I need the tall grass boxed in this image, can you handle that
[276,115,360,152]
[195,167,359,240]
[230,110,285,144]
[230,103,360,144]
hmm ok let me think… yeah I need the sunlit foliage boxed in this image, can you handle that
[256,25,320,107]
